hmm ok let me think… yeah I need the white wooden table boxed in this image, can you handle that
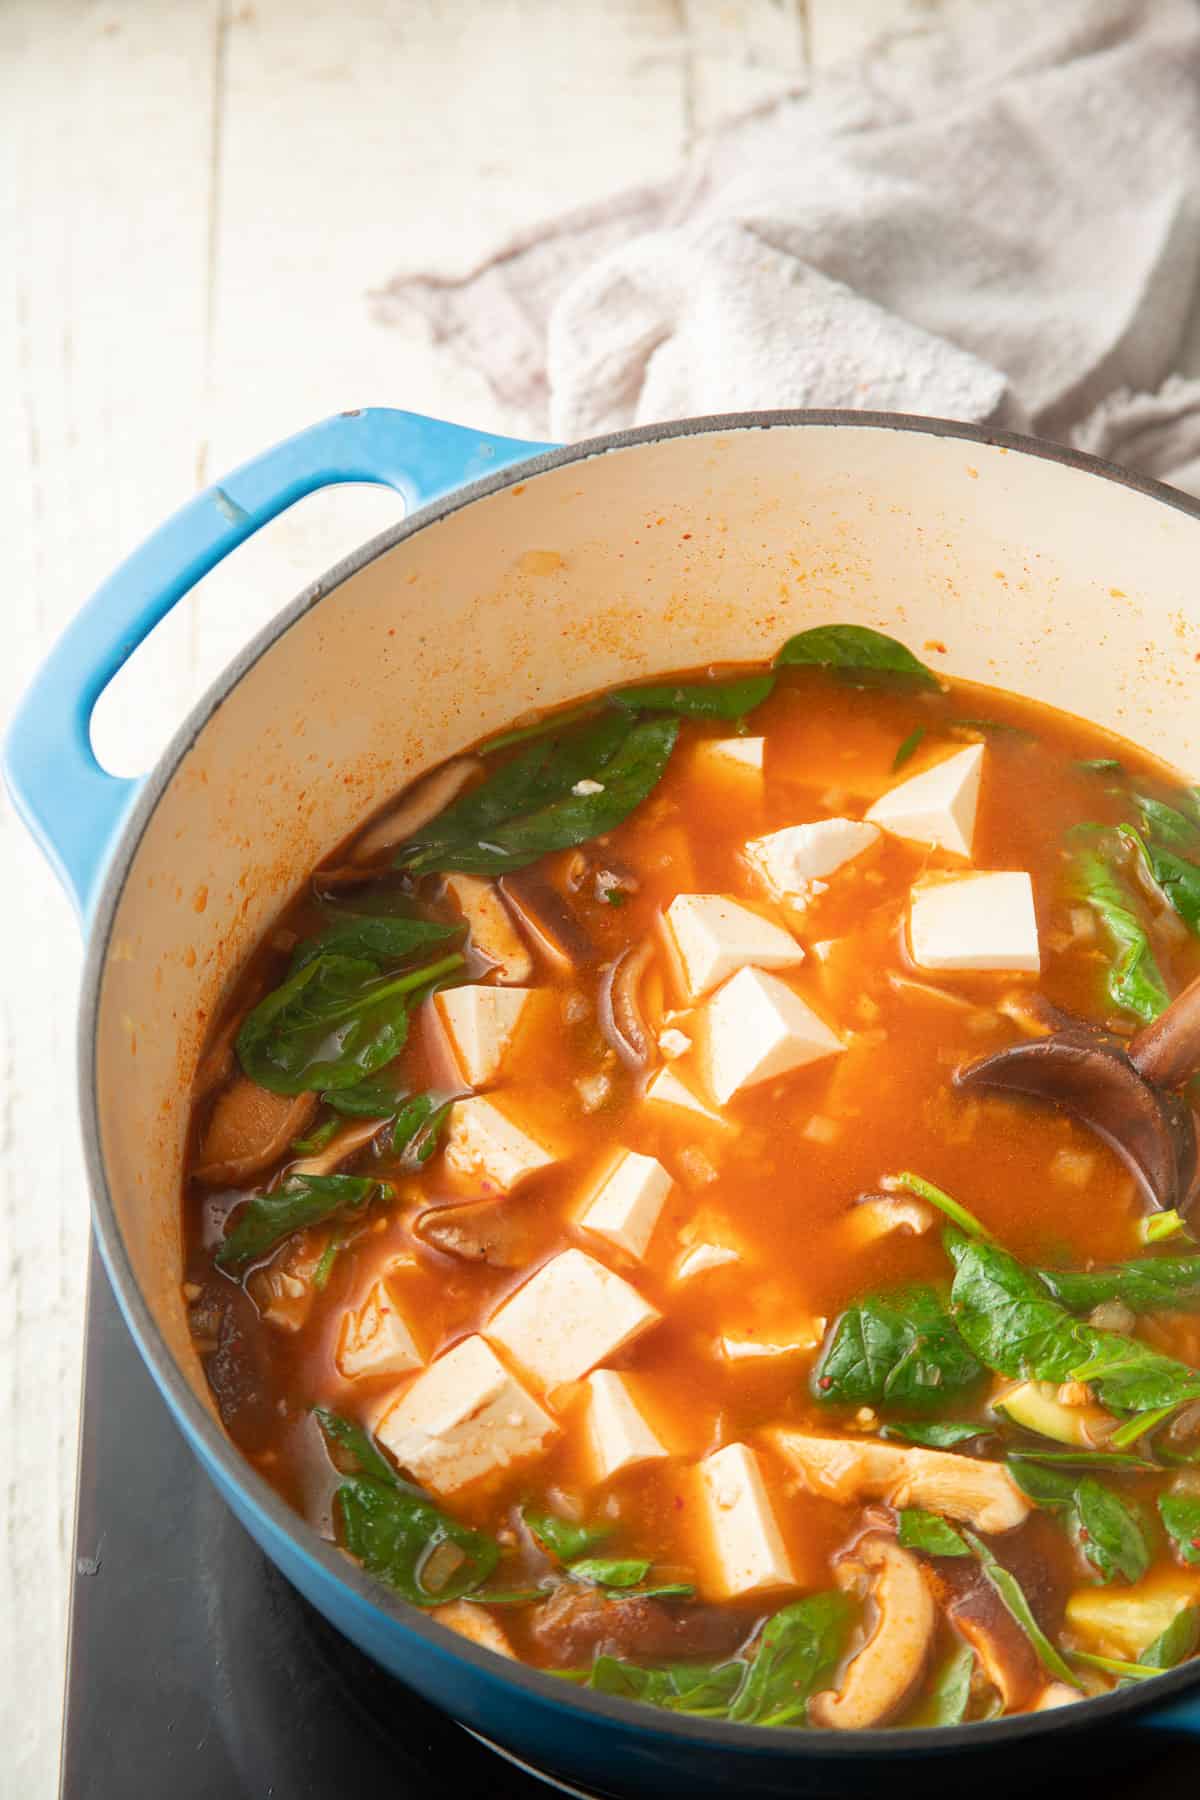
[1,2,923,1789]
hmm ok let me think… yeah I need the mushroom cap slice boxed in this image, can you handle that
[809,1534,936,1730]
[288,1116,388,1178]
[194,1078,318,1186]
[349,758,482,864]
[768,1430,1030,1534]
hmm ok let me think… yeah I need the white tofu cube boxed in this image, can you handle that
[909,871,1040,973]
[336,1272,425,1380]
[704,967,843,1105]
[586,1370,669,1480]
[578,1150,673,1261]
[658,1027,692,1061]
[664,894,802,1002]
[434,984,532,1086]
[865,743,984,858]
[675,1242,741,1282]
[643,1065,728,1126]
[699,1443,796,1598]
[695,737,765,778]
[376,1334,558,1495]
[485,1248,660,1389]
[444,1096,557,1192]
[745,819,879,908]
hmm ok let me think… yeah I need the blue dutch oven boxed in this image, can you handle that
[8,407,1200,1794]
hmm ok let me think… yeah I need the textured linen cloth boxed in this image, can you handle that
[376,0,1200,489]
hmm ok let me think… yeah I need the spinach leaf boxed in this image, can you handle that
[316,1406,500,1606]
[879,1420,989,1448]
[1068,1649,1164,1683]
[1071,1479,1152,1584]
[568,1557,651,1589]
[523,1507,615,1563]
[394,1095,452,1162]
[313,1406,397,1484]
[775,624,938,689]
[477,702,601,756]
[947,1230,1110,1384]
[897,1509,971,1557]
[905,1641,976,1726]
[1124,828,1200,936]
[1007,1449,1157,1472]
[890,1171,994,1241]
[1067,843,1168,1022]
[585,1657,675,1705]
[290,914,458,974]
[337,1476,499,1606]
[1078,758,1123,775]
[237,951,463,1095]
[727,1592,855,1727]
[1007,1458,1079,1508]
[631,1584,697,1601]
[1038,1255,1200,1316]
[893,726,925,770]
[312,1233,342,1290]
[964,1531,1081,1687]
[290,1116,340,1153]
[1144,1211,1190,1245]
[608,673,775,720]
[1146,1603,1200,1668]
[323,1074,411,1117]
[661,1661,746,1715]
[1136,796,1200,851]
[1159,1492,1200,1565]
[216,1173,384,1268]
[814,1285,983,1414]
[396,715,679,876]
[947,1231,1200,1417]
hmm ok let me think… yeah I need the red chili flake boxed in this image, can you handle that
[818,1377,833,1390]
[674,1495,684,1511]
[1078,1529,1090,1542]
[1190,1536,1200,1549]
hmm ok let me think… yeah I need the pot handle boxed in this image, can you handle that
[3,408,551,929]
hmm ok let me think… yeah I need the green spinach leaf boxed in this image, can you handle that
[1038,1255,1200,1316]
[523,1507,615,1564]
[727,1592,855,1727]
[893,726,925,770]
[1159,1493,1200,1565]
[897,1509,971,1557]
[568,1557,652,1589]
[237,951,463,1094]
[1146,1603,1200,1668]
[879,1419,988,1448]
[814,1285,983,1414]
[313,1406,398,1483]
[608,673,774,719]
[216,1173,384,1269]
[290,914,458,974]
[905,1642,976,1726]
[1078,758,1123,775]
[1124,828,1200,936]
[1071,1479,1152,1584]
[1067,843,1168,1022]
[337,1476,499,1606]
[775,624,938,688]
[1136,796,1200,851]
[396,715,679,876]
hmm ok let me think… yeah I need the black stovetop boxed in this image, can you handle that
[62,1244,1200,1799]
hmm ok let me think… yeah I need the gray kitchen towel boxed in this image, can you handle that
[376,0,1200,490]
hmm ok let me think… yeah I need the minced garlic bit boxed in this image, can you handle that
[572,778,605,796]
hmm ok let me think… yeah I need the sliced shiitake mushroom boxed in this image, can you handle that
[598,938,655,1070]
[288,1116,389,1178]
[194,1079,318,1186]
[347,758,482,865]
[444,874,533,984]
[768,1431,1030,1534]
[500,872,596,973]
[808,1534,936,1729]
[413,1194,541,1268]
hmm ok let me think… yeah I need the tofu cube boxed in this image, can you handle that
[586,1370,669,1480]
[694,737,765,785]
[745,818,879,908]
[643,1065,727,1126]
[698,1443,796,1598]
[675,1242,741,1282]
[444,1095,557,1192]
[434,984,532,1087]
[909,871,1041,973]
[865,743,984,858]
[578,1150,673,1261]
[485,1248,660,1389]
[376,1334,558,1495]
[704,966,843,1105]
[336,1270,425,1380]
[664,894,802,1002]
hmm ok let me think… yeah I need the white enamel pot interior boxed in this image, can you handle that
[83,414,1200,1793]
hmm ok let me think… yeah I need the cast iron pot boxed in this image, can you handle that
[10,408,1200,1796]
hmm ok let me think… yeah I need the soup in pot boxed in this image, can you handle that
[183,625,1200,1729]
